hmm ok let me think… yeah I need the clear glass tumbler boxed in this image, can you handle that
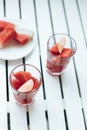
[46,33,77,76]
[9,64,42,106]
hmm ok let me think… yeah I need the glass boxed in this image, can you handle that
[46,33,77,76]
[9,64,42,107]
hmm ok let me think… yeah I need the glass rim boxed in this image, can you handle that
[9,63,42,94]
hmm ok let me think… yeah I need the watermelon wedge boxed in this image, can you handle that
[0,20,34,47]
[13,71,32,84]
[11,78,22,90]
[14,33,32,45]
[0,25,16,48]
[0,20,15,31]
[49,43,59,55]
[60,48,73,58]
[31,76,41,90]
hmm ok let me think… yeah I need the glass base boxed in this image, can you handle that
[14,98,35,107]
[46,68,64,76]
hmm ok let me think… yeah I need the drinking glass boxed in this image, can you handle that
[46,33,77,76]
[10,64,42,106]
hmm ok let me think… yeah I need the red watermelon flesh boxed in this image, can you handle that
[49,43,59,55]
[14,33,33,45]
[0,20,34,47]
[11,78,23,90]
[60,48,73,58]
[12,71,40,91]
[31,76,41,90]
[13,71,32,84]
[0,20,15,31]
[0,26,16,48]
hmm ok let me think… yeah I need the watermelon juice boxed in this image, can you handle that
[46,33,77,76]
[10,64,42,106]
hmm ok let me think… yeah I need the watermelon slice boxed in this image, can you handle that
[0,20,15,31]
[0,20,34,47]
[14,33,32,45]
[13,71,32,84]
[60,48,73,58]
[49,43,59,55]
[31,76,40,90]
[11,78,22,90]
[0,26,16,48]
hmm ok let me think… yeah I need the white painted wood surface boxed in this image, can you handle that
[0,0,87,130]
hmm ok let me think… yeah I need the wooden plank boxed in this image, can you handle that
[0,1,8,129]
[0,0,4,17]
[76,0,87,125]
[21,0,47,130]
[50,0,86,129]
[5,0,27,130]
[49,0,67,33]
[0,61,8,130]
[5,0,20,19]
[77,0,87,41]
[35,0,66,130]
[63,0,87,129]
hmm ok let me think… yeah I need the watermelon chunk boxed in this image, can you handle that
[14,33,33,45]
[49,43,59,55]
[11,78,22,90]
[0,25,16,48]
[0,20,15,31]
[31,76,40,90]
[61,48,73,58]
[0,20,34,47]
[13,71,32,84]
